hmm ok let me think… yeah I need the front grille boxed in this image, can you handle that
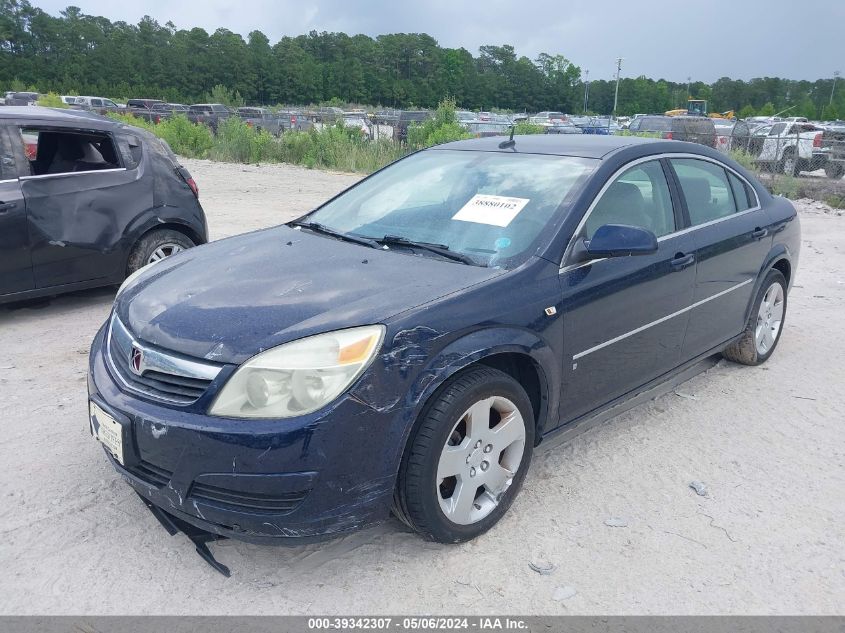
[110,345,210,403]
[127,461,173,487]
[190,482,309,515]
[106,314,222,405]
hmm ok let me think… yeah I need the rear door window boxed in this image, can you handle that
[19,128,121,176]
[670,158,737,225]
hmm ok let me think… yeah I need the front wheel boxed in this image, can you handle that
[723,269,787,366]
[393,367,534,543]
[781,149,798,176]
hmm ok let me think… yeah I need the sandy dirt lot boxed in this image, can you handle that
[0,159,843,615]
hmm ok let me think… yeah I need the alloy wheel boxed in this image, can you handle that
[436,396,526,525]
[147,243,184,264]
[755,282,784,355]
[783,156,796,175]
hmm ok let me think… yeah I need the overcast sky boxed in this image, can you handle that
[33,0,844,82]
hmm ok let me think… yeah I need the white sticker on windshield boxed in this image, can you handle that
[452,194,530,227]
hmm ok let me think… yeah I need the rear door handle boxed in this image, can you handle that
[752,227,769,239]
[670,252,695,270]
[0,201,17,213]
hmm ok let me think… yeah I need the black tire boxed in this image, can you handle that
[780,148,797,176]
[723,269,787,366]
[393,366,534,543]
[825,163,845,179]
[126,229,195,276]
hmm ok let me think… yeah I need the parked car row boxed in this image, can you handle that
[623,114,844,178]
[4,93,842,176]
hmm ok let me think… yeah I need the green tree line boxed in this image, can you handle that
[1,1,842,118]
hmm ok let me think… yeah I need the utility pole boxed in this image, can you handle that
[686,76,691,98]
[612,58,623,119]
[583,69,590,113]
[831,70,841,107]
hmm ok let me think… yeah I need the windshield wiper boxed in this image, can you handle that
[376,235,476,265]
[289,221,380,249]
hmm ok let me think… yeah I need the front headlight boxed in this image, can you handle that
[209,325,386,419]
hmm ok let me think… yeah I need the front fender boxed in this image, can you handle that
[398,326,559,447]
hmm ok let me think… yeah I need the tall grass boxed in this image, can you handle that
[513,122,545,135]
[106,98,488,173]
[276,124,406,172]
[407,97,471,149]
[36,92,68,108]
[109,113,213,158]
[110,111,407,173]
[728,149,757,171]
[209,116,276,163]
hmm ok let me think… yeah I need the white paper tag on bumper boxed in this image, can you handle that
[452,194,530,227]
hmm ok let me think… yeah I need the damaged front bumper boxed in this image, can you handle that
[88,325,405,545]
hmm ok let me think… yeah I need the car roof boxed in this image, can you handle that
[0,106,109,122]
[434,134,661,159]
[0,106,128,130]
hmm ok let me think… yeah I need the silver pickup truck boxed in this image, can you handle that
[187,103,232,133]
[236,107,283,136]
[755,121,826,175]
[815,124,845,179]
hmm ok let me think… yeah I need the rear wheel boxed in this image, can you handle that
[825,163,845,179]
[126,229,195,275]
[393,367,534,543]
[723,269,787,366]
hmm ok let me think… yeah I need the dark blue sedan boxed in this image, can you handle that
[88,135,799,550]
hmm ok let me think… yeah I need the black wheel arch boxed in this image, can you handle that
[745,246,794,323]
[121,214,206,276]
[398,329,557,464]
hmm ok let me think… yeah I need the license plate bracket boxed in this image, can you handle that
[89,401,127,465]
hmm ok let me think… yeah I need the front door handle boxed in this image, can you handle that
[751,227,769,240]
[670,252,696,270]
[0,201,17,213]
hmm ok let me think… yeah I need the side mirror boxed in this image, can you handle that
[585,224,658,258]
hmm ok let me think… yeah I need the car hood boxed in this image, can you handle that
[116,226,503,364]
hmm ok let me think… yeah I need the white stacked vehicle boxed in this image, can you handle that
[754,121,827,176]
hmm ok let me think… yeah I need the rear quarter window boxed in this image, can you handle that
[0,127,17,179]
[728,172,755,211]
[117,134,143,169]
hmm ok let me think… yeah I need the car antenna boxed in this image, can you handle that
[498,125,516,149]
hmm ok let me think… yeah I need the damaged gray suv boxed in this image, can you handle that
[0,106,207,304]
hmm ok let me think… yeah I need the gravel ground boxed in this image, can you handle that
[0,159,842,615]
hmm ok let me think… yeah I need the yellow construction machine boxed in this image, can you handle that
[665,99,735,119]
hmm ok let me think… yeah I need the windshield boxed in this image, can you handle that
[302,150,596,268]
